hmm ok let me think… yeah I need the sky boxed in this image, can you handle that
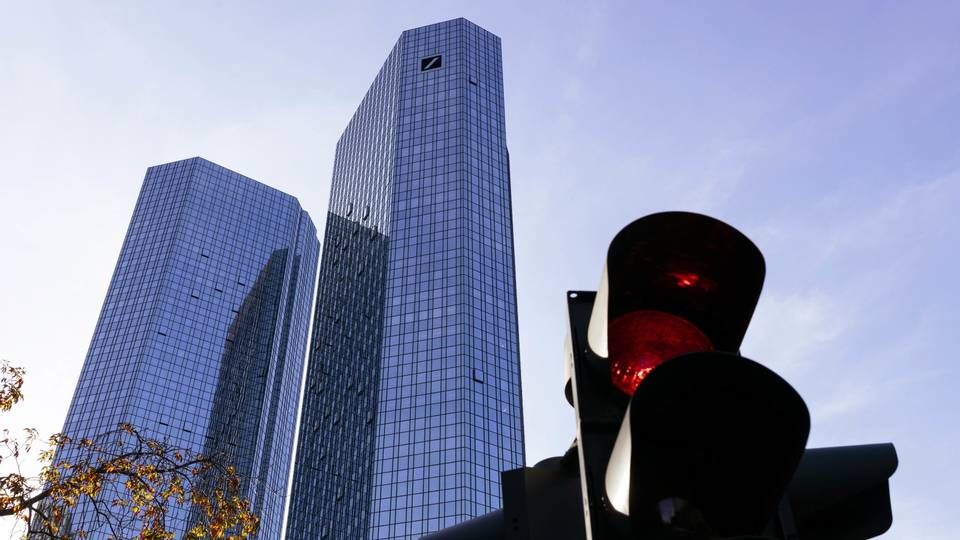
[1,1,958,538]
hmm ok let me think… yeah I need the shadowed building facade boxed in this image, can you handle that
[286,18,525,540]
[59,157,319,538]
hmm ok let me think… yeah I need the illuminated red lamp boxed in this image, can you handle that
[668,271,716,292]
[671,272,701,288]
[608,310,714,395]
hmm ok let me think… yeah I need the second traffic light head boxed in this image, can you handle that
[605,352,811,538]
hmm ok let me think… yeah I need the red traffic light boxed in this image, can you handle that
[608,310,713,395]
[588,212,764,398]
[588,212,765,363]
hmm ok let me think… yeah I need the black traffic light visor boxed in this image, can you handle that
[624,352,810,536]
[605,211,765,352]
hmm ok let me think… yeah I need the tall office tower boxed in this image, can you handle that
[287,18,525,539]
[59,157,319,538]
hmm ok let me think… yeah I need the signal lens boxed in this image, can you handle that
[608,310,714,395]
[670,272,702,289]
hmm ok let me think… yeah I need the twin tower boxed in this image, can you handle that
[61,18,524,540]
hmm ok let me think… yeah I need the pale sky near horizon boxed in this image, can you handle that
[1,1,958,538]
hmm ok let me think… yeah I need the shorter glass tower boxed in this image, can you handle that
[60,157,319,538]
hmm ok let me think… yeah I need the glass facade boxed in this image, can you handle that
[60,157,319,538]
[287,18,525,540]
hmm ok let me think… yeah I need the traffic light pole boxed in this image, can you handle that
[566,290,629,540]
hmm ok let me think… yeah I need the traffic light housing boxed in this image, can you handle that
[603,352,810,536]
[421,448,587,540]
[779,443,898,539]
[424,211,897,540]
[587,211,765,395]
[568,212,813,539]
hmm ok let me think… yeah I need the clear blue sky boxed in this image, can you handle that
[1,2,957,537]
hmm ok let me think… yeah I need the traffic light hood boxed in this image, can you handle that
[606,352,811,537]
[588,212,765,358]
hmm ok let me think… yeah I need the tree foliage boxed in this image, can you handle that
[0,361,259,539]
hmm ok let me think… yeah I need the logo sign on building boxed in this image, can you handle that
[420,55,442,71]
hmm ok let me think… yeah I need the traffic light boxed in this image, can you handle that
[424,211,897,540]
[779,443,898,540]
[568,212,811,539]
[422,446,587,540]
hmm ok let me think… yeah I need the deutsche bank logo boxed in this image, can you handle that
[420,55,442,72]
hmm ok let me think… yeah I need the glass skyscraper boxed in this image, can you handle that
[287,18,525,540]
[60,157,319,538]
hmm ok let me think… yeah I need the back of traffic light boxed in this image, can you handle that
[779,443,898,540]
[421,447,586,540]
